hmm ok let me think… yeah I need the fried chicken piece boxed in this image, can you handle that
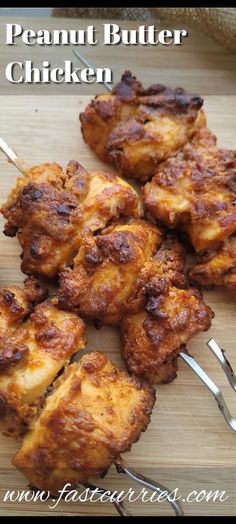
[80,70,205,182]
[143,128,236,252]
[0,277,48,336]
[1,160,143,278]
[0,294,86,437]
[189,235,236,293]
[120,237,214,384]
[13,351,155,495]
[57,219,162,326]
[1,162,67,214]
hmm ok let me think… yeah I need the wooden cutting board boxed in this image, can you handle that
[0,17,236,517]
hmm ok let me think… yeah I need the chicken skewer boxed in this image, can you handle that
[1,121,235,433]
[0,144,183,515]
[0,151,143,279]
[1,123,235,430]
[1,133,235,433]
[0,63,234,516]
[77,57,236,295]
[73,53,236,432]
[0,279,182,516]
[13,351,182,516]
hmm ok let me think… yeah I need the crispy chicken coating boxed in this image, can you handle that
[57,219,162,326]
[1,162,67,213]
[0,289,86,437]
[80,70,205,182]
[1,160,143,278]
[189,235,236,293]
[120,237,214,384]
[143,128,236,252]
[0,277,48,336]
[13,351,155,495]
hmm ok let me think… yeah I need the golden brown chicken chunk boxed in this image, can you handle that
[120,237,214,384]
[57,219,162,326]
[1,160,143,278]
[80,70,205,182]
[13,351,155,495]
[143,128,236,253]
[0,287,86,437]
[0,277,48,337]
[1,162,67,213]
[189,235,236,293]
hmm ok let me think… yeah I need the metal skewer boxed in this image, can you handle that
[49,459,184,518]
[208,338,236,391]
[180,339,236,432]
[115,459,183,516]
[0,137,27,175]
[73,49,113,92]
[79,457,184,517]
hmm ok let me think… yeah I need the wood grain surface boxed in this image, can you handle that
[0,17,235,517]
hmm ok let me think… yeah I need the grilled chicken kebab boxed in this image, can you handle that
[1,155,213,385]
[0,281,155,494]
[81,72,236,294]
[0,70,226,496]
[13,351,155,495]
[1,160,142,278]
